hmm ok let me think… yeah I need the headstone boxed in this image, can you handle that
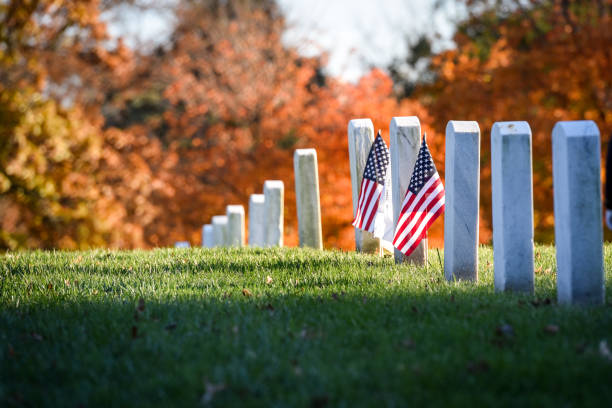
[202,224,214,248]
[263,180,284,247]
[553,120,604,305]
[211,215,228,247]
[390,116,426,265]
[348,119,381,254]
[491,121,534,293]
[174,241,190,248]
[226,205,245,247]
[248,194,266,247]
[444,121,481,281]
[294,148,323,249]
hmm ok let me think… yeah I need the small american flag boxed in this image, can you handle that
[352,131,390,232]
[393,134,444,256]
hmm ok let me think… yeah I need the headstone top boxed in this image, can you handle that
[203,224,213,231]
[226,205,244,214]
[294,148,317,158]
[348,118,374,130]
[264,180,284,189]
[553,120,599,138]
[391,116,420,128]
[211,215,228,224]
[250,194,265,204]
[446,120,480,133]
[492,121,531,135]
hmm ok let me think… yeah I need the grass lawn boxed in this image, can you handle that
[1,245,611,407]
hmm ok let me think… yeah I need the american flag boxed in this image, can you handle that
[393,134,444,256]
[352,131,390,232]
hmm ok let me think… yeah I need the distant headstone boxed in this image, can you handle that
[226,205,245,247]
[211,215,229,247]
[294,148,323,249]
[202,224,214,248]
[444,121,480,281]
[491,121,534,293]
[263,180,284,247]
[174,241,190,248]
[348,119,381,254]
[390,116,426,265]
[553,120,604,305]
[248,194,266,247]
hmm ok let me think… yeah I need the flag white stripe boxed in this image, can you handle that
[361,185,382,230]
[356,179,368,214]
[354,179,377,229]
[396,175,439,226]
[394,181,444,244]
[397,196,445,252]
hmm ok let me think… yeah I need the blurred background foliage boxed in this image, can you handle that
[0,0,610,249]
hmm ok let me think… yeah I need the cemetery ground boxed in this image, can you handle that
[1,246,611,407]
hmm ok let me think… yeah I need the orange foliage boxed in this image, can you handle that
[2,0,610,249]
[421,0,612,243]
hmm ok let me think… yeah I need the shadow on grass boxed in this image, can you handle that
[2,284,612,408]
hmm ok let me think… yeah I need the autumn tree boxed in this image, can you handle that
[0,0,164,249]
[411,0,612,242]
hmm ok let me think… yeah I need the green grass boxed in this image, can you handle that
[1,245,611,407]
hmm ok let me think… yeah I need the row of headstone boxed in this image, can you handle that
[348,117,604,305]
[199,149,324,249]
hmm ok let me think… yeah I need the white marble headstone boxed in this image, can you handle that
[348,119,381,254]
[226,205,245,247]
[211,215,229,247]
[263,180,284,247]
[491,121,534,293]
[390,116,426,265]
[553,120,604,305]
[202,224,214,248]
[444,121,480,281]
[294,149,323,249]
[248,194,266,247]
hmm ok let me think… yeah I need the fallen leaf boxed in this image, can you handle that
[201,381,226,405]
[46,283,53,290]
[242,288,252,297]
[495,324,515,339]
[544,324,559,334]
[265,276,273,284]
[64,279,70,287]
[599,340,612,361]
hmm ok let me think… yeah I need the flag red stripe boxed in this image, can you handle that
[362,187,382,231]
[357,181,376,229]
[399,204,444,256]
[395,175,440,233]
[393,178,443,245]
[393,189,445,252]
[395,187,444,249]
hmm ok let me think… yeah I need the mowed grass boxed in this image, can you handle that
[1,246,611,407]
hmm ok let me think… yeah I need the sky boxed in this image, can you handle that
[105,0,463,82]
